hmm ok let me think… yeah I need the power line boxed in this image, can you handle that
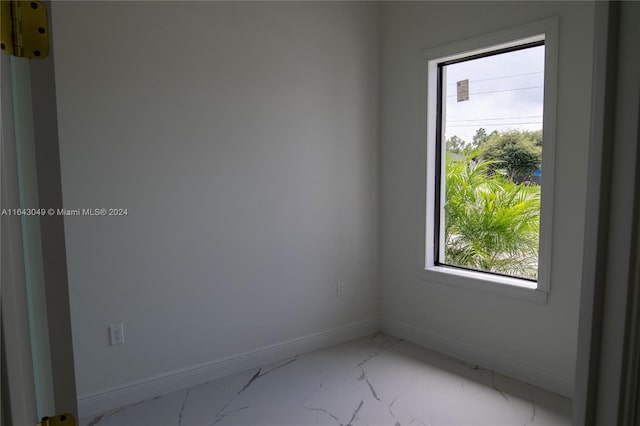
[446,71,544,86]
[446,122,542,127]
[447,115,543,122]
[446,86,543,97]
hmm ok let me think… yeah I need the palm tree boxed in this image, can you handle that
[443,155,541,280]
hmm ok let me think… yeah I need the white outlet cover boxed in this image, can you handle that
[109,324,125,346]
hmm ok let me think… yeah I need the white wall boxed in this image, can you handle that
[52,1,380,397]
[380,1,595,396]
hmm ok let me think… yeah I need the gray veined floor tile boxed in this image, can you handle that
[81,333,571,426]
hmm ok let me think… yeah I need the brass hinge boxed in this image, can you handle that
[1,0,49,59]
[36,413,76,426]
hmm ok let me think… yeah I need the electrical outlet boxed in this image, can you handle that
[109,324,125,346]
[337,281,345,297]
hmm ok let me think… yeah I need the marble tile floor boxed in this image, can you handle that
[82,334,572,426]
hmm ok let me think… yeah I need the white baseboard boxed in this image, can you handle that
[79,316,574,418]
[77,318,379,419]
[380,317,574,398]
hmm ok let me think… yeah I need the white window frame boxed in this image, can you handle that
[419,18,559,303]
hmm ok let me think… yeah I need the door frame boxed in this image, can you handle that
[573,1,640,425]
[28,0,77,417]
[1,0,77,422]
[1,52,38,426]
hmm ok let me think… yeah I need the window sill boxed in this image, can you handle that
[419,265,549,304]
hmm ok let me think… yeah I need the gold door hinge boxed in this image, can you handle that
[1,0,49,59]
[36,413,76,426]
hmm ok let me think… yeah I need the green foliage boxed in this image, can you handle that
[472,128,488,149]
[445,129,543,182]
[444,154,540,280]
[477,130,542,182]
[446,129,499,155]
[446,135,466,154]
[471,128,498,151]
[527,129,543,147]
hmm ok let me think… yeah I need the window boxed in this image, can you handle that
[421,19,558,301]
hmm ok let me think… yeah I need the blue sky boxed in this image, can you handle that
[443,45,545,143]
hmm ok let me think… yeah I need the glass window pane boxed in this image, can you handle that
[438,44,544,281]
